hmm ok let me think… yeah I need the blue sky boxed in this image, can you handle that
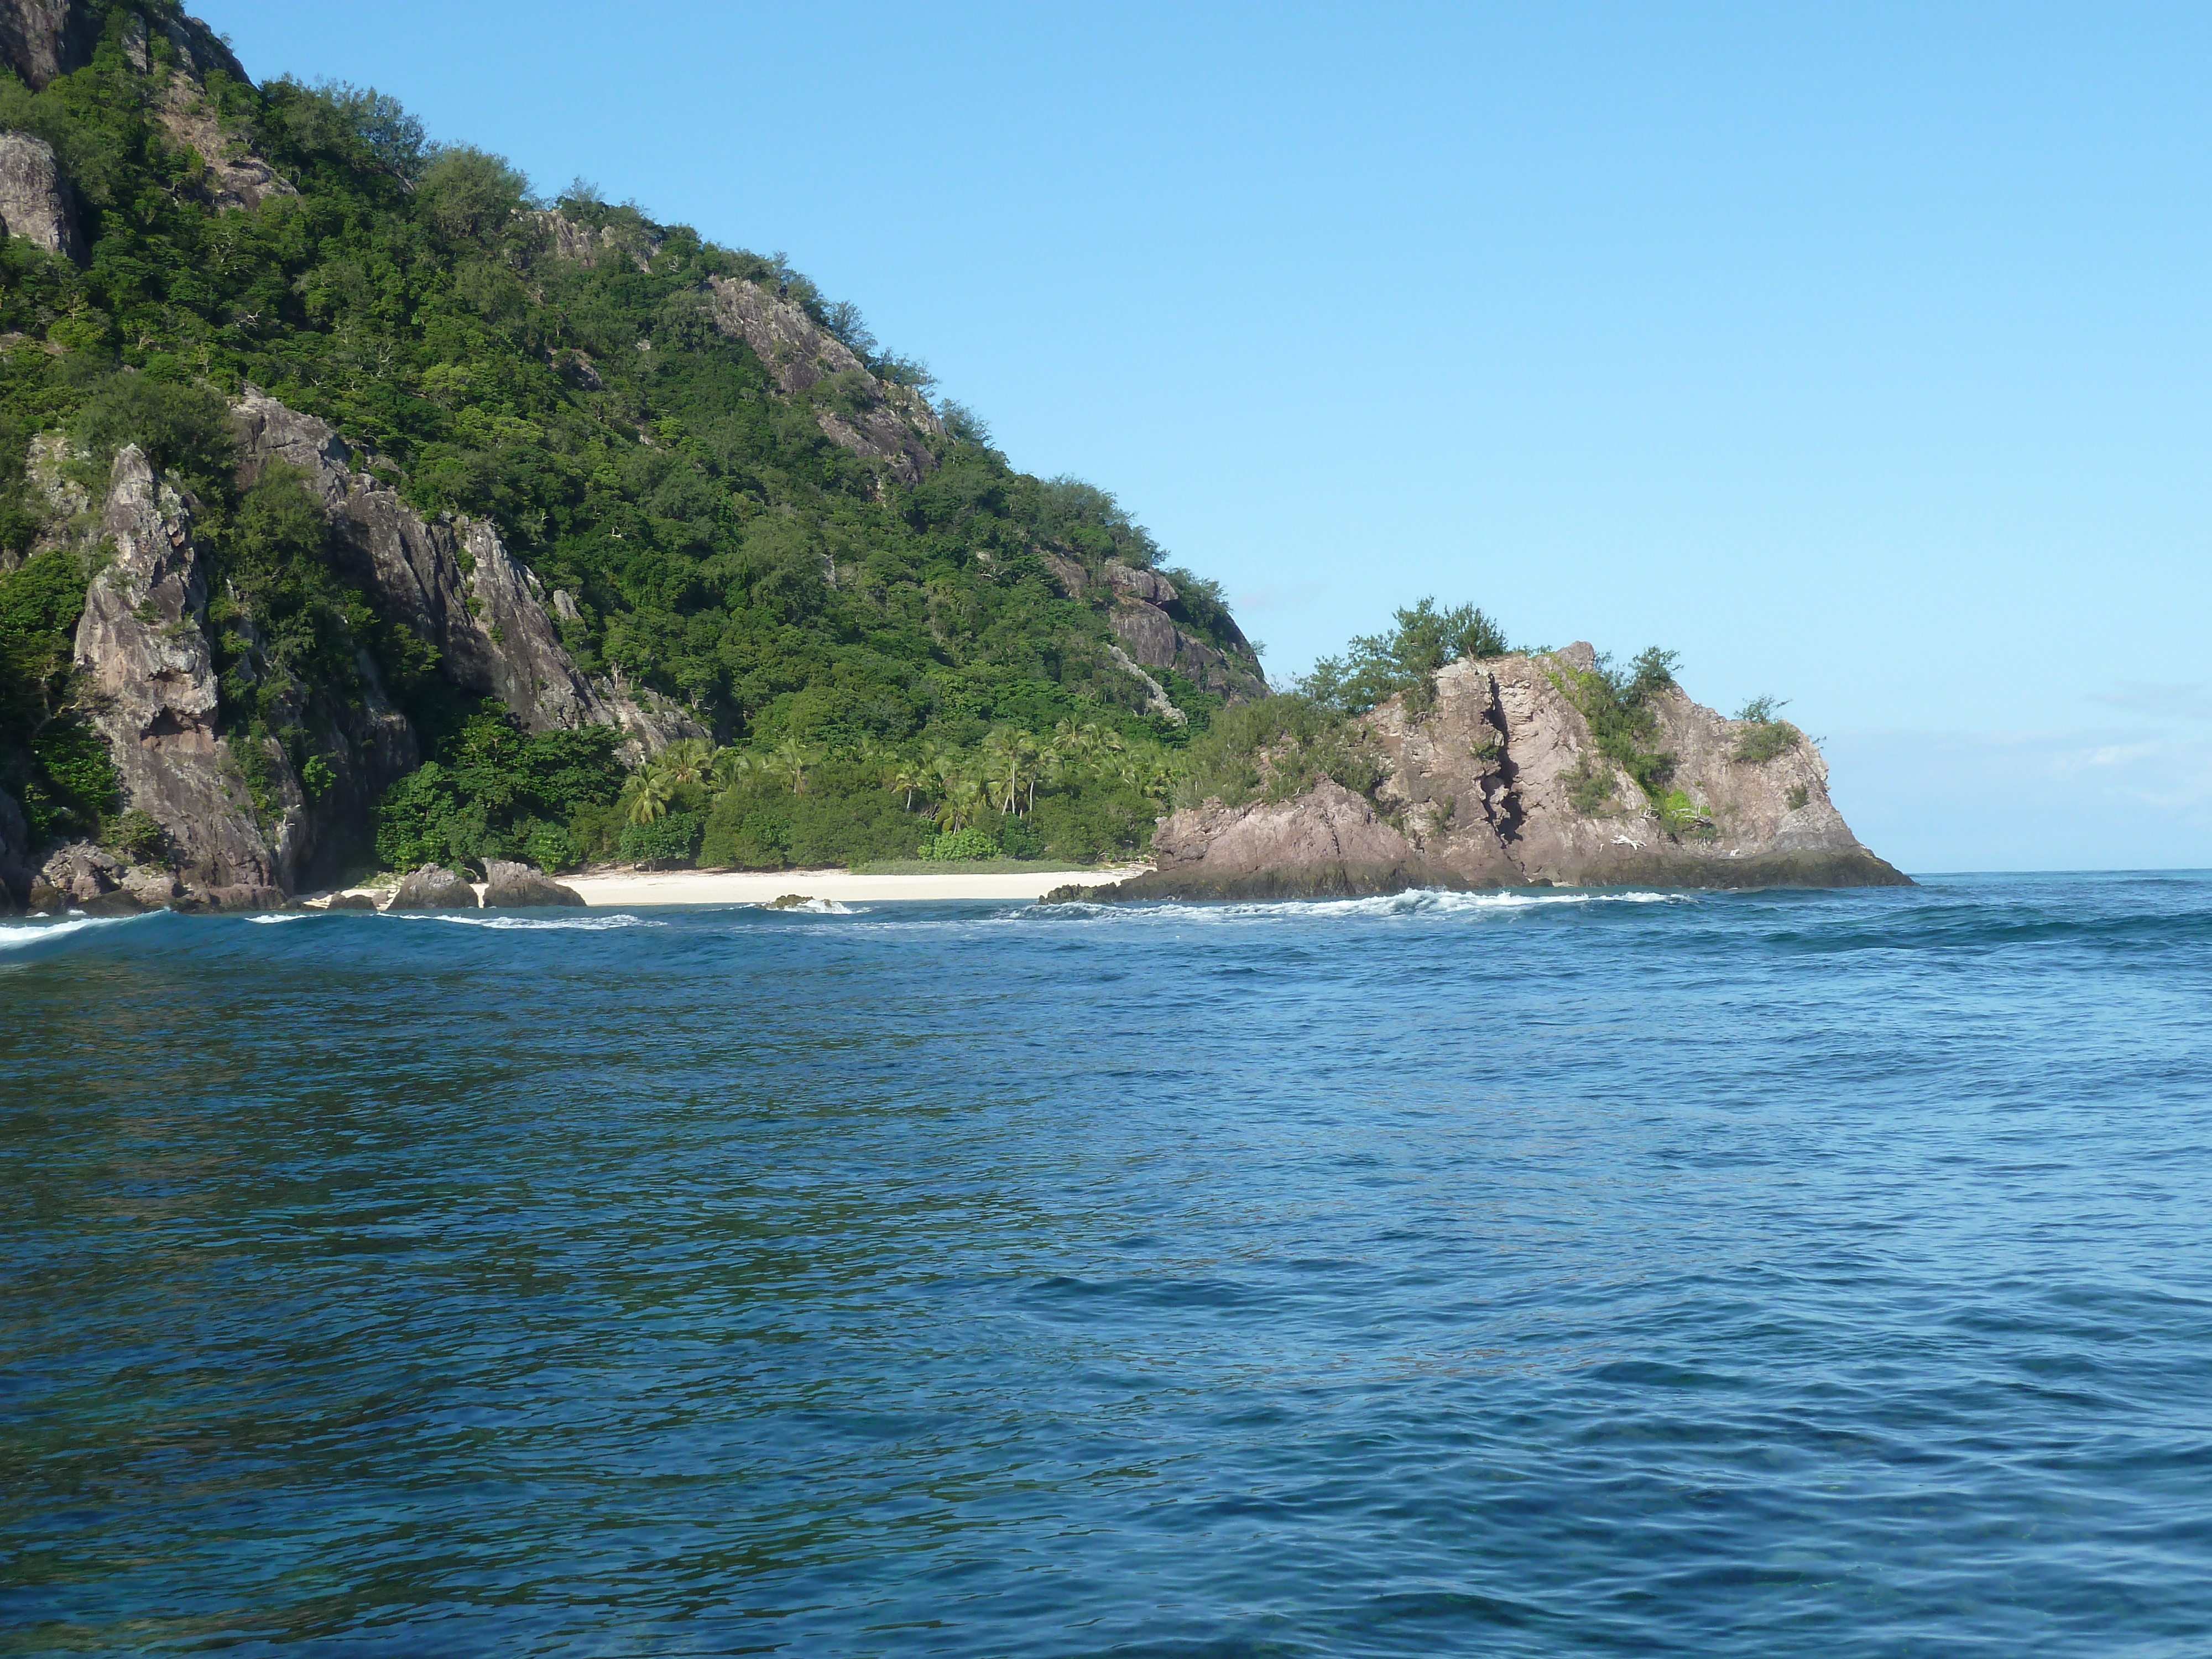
[196,1,2212,871]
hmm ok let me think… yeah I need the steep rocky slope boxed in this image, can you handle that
[1098,646,1907,898]
[16,390,707,911]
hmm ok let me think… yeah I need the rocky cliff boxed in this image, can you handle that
[1100,645,1907,899]
[9,388,709,912]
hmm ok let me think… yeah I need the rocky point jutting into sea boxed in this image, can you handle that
[1073,646,1907,901]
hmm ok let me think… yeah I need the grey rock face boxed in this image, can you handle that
[71,447,281,891]
[0,1,96,91]
[233,392,704,761]
[0,131,84,262]
[1109,647,1908,899]
[705,276,945,486]
[1100,562,1269,705]
[38,839,119,902]
[390,864,478,910]
[481,858,586,908]
[151,71,295,213]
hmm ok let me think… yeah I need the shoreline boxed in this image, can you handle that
[539,864,1146,907]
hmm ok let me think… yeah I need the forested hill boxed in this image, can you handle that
[0,0,1267,904]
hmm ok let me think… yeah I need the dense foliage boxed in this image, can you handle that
[0,2,1256,873]
[0,550,113,841]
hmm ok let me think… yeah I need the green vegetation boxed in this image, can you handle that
[1563,755,1613,816]
[372,711,624,873]
[0,3,1258,873]
[1173,693,1386,810]
[1550,648,1681,811]
[0,550,115,842]
[1732,696,1802,764]
[1303,598,1507,717]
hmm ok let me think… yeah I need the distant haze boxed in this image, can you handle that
[197,1,2212,872]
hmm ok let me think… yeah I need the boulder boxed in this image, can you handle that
[480,859,585,909]
[323,892,378,911]
[121,865,182,907]
[39,841,121,902]
[390,864,479,910]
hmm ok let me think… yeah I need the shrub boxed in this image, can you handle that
[1174,693,1384,810]
[1734,721,1802,764]
[701,805,793,869]
[111,808,169,865]
[618,811,701,866]
[1658,789,1709,834]
[1787,784,1810,811]
[1301,598,1510,715]
[920,826,1000,861]
[1564,756,1613,816]
[373,710,623,871]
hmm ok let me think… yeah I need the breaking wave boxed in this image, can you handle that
[392,911,662,931]
[0,910,165,957]
[1028,886,1698,924]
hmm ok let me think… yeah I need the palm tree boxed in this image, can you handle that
[981,727,1034,816]
[769,737,811,795]
[656,738,714,789]
[711,747,755,794]
[619,769,673,826]
[884,758,926,811]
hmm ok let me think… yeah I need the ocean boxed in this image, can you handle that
[4,873,2210,1656]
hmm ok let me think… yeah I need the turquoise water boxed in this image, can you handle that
[4,874,2210,1656]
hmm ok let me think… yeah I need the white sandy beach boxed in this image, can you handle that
[557,865,1147,906]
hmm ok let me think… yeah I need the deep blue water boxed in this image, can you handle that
[4,873,2211,1657]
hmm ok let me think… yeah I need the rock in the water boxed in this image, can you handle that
[39,841,122,903]
[0,131,84,262]
[481,859,585,909]
[1099,646,1911,901]
[765,893,815,910]
[175,883,286,912]
[390,864,479,910]
[323,892,378,911]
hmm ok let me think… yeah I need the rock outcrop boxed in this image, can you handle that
[0,132,83,262]
[232,391,705,760]
[70,445,285,891]
[1099,645,1908,899]
[390,863,477,910]
[705,276,944,486]
[0,1,97,91]
[481,858,585,908]
[1100,562,1269,705]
